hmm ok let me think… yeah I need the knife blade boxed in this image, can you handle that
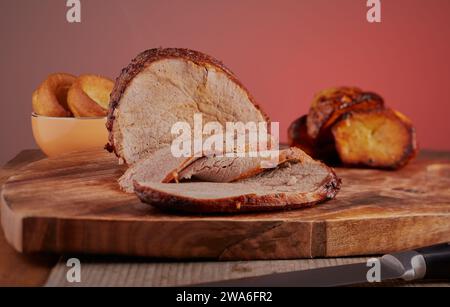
[193,243,450,287]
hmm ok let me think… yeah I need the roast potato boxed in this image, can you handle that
[288,114,342,164]
[306,87,384,140]
[332,108,417,169]
[288,115,316,157]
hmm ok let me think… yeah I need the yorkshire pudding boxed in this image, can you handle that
[67,75,114,117]
[32,73,76,117]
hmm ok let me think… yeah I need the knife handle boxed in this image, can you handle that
[416,243,450,280]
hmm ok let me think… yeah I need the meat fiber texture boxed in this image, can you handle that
[119,134,278,193]
[131,147,341,213]
[106,48,269,165]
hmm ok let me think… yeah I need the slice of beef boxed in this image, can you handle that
[120,146,303,192]
[118,146,200,193]
[134,148,341,213]
[118,135,275,192]
[177,147,307,183]
[177,156,264,182]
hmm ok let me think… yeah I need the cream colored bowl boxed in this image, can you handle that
[31,113,108,157]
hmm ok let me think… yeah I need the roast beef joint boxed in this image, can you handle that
[107,48,341,213]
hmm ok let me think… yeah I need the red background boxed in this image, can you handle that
[1,0,449,164]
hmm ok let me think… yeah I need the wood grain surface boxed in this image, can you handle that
[45,255,448,287]
[1,150,450,260]
[0,150,58,286]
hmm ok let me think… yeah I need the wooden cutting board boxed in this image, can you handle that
[1,150,450,260]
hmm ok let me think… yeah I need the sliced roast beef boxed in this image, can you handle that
[106,48,269,164]
[134,147,341,213]
[178,147,306,183]
[109,49,341,213]
[118,146,200,193]
[177,156,264,183]
[120,146,301,192]
[119,136,276,192]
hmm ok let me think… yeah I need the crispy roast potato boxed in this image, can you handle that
[67,74,114,117]
[288,115,341,164]
[288,115,316,157]
[288,86,417,169]
[32,73,77,117]
[306,87,384,140]
[332,108,417,169]
[288,114,338,163]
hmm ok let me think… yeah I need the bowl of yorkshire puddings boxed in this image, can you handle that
[31,73,113,157]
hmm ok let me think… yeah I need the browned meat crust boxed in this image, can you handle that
[134,171,340,214]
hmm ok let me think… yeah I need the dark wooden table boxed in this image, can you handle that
[1,150,449,287]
